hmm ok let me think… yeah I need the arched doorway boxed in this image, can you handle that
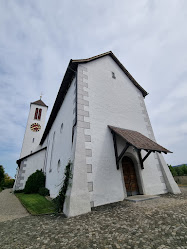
[122,156,139,196]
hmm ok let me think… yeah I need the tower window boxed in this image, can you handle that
[112,72,116,79]
[34,108,42,120]
[32,138,35,143]
[34,108,38,119]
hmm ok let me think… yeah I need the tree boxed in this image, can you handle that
[175,167,180,176]
[3,174,15,188]
[181,164,187,175]
[0,165,5,187]
[168,164,187,177]
[178,167,184,176]
[168,165,177,177]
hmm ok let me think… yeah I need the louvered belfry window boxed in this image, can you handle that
[34,108,42,120]
[38,108,42,120]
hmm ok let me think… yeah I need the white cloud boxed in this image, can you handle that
[0,0,187,176]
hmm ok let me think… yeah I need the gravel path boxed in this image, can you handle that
[0,188,187,249]
[0,189,28,222]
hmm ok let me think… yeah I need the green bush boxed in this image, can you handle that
[24,170,45,194]
[38,187,50,196]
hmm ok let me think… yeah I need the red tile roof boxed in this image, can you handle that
[109,126,172,153]
[31,99,48,107]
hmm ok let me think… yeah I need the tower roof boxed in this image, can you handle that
[31,99,48,107]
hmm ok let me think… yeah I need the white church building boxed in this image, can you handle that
[14,51,180,217]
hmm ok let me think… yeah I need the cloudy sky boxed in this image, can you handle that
[0,0,187,177]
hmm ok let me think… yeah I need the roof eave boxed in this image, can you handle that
[108,125,172,154]
[40,61,77,145]
[40,51,149,145]
[17,147,47,167]
[72,51,148,97]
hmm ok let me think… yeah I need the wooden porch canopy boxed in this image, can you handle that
[108,125,172,170]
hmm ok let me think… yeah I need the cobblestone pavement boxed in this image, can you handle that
[0,189,28,222]
[0,188,187,249]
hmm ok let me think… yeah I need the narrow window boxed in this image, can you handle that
[49,132,56,172]
[34,108,42,120]
[72,126,75,143]
[57,159,61,172]
[34,108,38,119]
[44,138,50,173]
[112,72,116,79]
[60,123,64,133]
[32,138,35,143]
[38,109,42,120]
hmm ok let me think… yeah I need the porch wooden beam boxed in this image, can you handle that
[142,150,152,162]
[112,132,119,169]
[117,143,130,163]
[138,150,144,169]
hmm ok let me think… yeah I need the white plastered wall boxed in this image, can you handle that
[80,55,180,208]
[44,78,76,198]
[13,149,46,190]
[63,65,92,217]
[20,103,48,158]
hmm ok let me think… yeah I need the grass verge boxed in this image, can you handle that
[15,193,56,215]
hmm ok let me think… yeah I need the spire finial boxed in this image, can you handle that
[40,92,43,100]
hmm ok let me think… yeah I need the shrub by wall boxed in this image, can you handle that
[24,170,45,194]
[38,187,50,196]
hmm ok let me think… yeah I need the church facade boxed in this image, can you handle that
[14,51,180,217]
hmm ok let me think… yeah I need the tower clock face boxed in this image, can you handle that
[30,123,41,132]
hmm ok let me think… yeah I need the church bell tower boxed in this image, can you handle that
[20,98,48,158]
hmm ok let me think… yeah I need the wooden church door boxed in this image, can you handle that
[122,156,139,196]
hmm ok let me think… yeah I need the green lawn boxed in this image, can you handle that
[15,193,56,215]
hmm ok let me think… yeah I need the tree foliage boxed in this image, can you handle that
[0,165,5,187]
[168,165,177,176]
[168,164,187,176]
[0,165,15,189]
[3,174,15,188]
